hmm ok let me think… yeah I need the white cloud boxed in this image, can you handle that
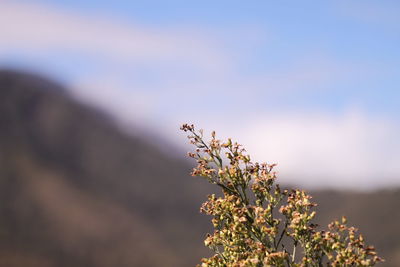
[0,2,229,72]
[181,111,400,190]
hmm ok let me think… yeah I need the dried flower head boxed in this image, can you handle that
[181,124,383,267]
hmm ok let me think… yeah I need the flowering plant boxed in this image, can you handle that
[181,124,383,267]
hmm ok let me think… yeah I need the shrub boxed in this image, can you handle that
[181,124,383,267]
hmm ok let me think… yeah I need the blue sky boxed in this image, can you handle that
[1,0,400,189]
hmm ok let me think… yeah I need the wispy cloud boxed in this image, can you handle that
[175,111,400,190]
[239,112,400,189]
[0,2,229,72]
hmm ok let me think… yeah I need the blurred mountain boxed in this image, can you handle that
[0,69,216,266]
[0,70,398,266]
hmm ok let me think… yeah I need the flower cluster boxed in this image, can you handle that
[181,124,383,267]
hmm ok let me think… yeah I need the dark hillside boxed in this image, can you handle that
[0,70,215,266]
[0,70,398,266]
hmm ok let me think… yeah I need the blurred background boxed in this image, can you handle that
[0,0,399,266]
